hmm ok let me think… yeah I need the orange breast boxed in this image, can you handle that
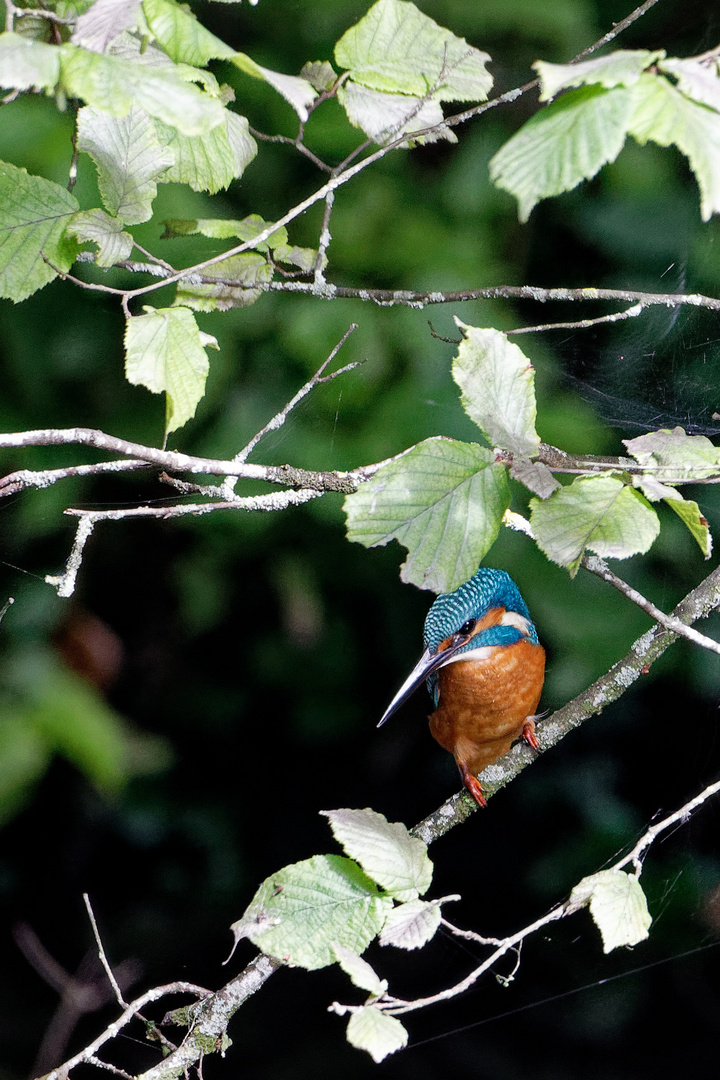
[428,639,545,777]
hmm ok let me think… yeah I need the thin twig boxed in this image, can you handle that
[0,458,150,497]
[375,775,720,1017]
[231,324,359,467]
[572,0,662,61]
[83,895,126,1009]
[617,778,720,874]
[45,516,95,598]
[582,555,720,656]
[41,982,211,1080]
[507,302,645,335]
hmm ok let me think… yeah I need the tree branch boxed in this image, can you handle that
[373,774,720,1017]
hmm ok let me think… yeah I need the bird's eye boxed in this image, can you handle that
[459,618,475,636]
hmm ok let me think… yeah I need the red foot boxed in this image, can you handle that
[522,718,540,752]
[459,763,487,808]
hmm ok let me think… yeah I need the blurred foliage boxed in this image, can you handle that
[2,1,720,1078]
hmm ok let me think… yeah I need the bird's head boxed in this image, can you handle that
[378,567,538,726]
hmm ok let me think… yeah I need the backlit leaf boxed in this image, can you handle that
[530,475,660,576]
[67,208,133,266]
[77,106,174,224]
[332,945,387,997]
[346,1007,408,1062]
[0,31,60,91]
[322,808,432,902]
[231,52,316,120]
[71,0,141,52]
[623,427,720,480]
[335,0,492,102]
[490,85,633,221]
[628,72,720,221]
[59,41,226,136]
[230,854,393,970]
[344,437,510,593]
[124,305,217,433]
[337,81,455,146]
[0,161,79,302]
[453,322,540,456]
[379,899,442,949]
[569,869,652,953]
[155,111,257,193]
[174,252,272,312]
[535,49,663,101]
[142,0,235,65]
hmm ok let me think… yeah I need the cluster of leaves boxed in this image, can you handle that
[228,806,652,1062]
[345,321,717,593]
[491,47,720,222]
[3,2,720,441]
[0,0,492,433]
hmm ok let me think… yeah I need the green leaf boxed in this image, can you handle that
[300,60,337,92]
[231,52,316,120]
[0,31,61,91]
[77,106,174,225]
[174,252,272,312]
[346,1007,408,1062]
[163,214,287,249]
[666,497,713,559]
[623,426,720,480]
[142,0,235,65]
[154,111,257,193]
[0,161,80,302]
[334,0,492,102]
[379,899,442,949]
[569,869,652,953]
[332,945,387,997]
[67,208,133,266]
[530,475,660,576]
[59,41,226,136]
[489,85,633,222]
[628,72,720,221]
[534,49,663,101]
[452,322,541,456]
[510,458,561,498]
[124,305,217,433]
[660,55,720,113]
[71,0,142,52]
[337,81,455,146]
[322,808,432,902]
[230,854,393,970]
[344,437,510,593]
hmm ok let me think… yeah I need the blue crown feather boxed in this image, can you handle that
[423,568,538,705]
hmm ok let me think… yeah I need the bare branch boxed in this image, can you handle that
[40,982,211,1080]
[0,428,361,492]
[583,555,720,656]
[0,458,150,497]
[83,895,127,1009]
[45,516,95,599]
[230,324,360,469]
[260,280,720,311]
[507,302,645,335]
[378,773,720,1017]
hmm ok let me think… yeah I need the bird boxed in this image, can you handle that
[378,567,545,807]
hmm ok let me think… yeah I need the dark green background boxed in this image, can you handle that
[2,0,720,1077]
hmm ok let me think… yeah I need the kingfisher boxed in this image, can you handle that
[378,567,545,807]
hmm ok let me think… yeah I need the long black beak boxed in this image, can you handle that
[377,636,469,728]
